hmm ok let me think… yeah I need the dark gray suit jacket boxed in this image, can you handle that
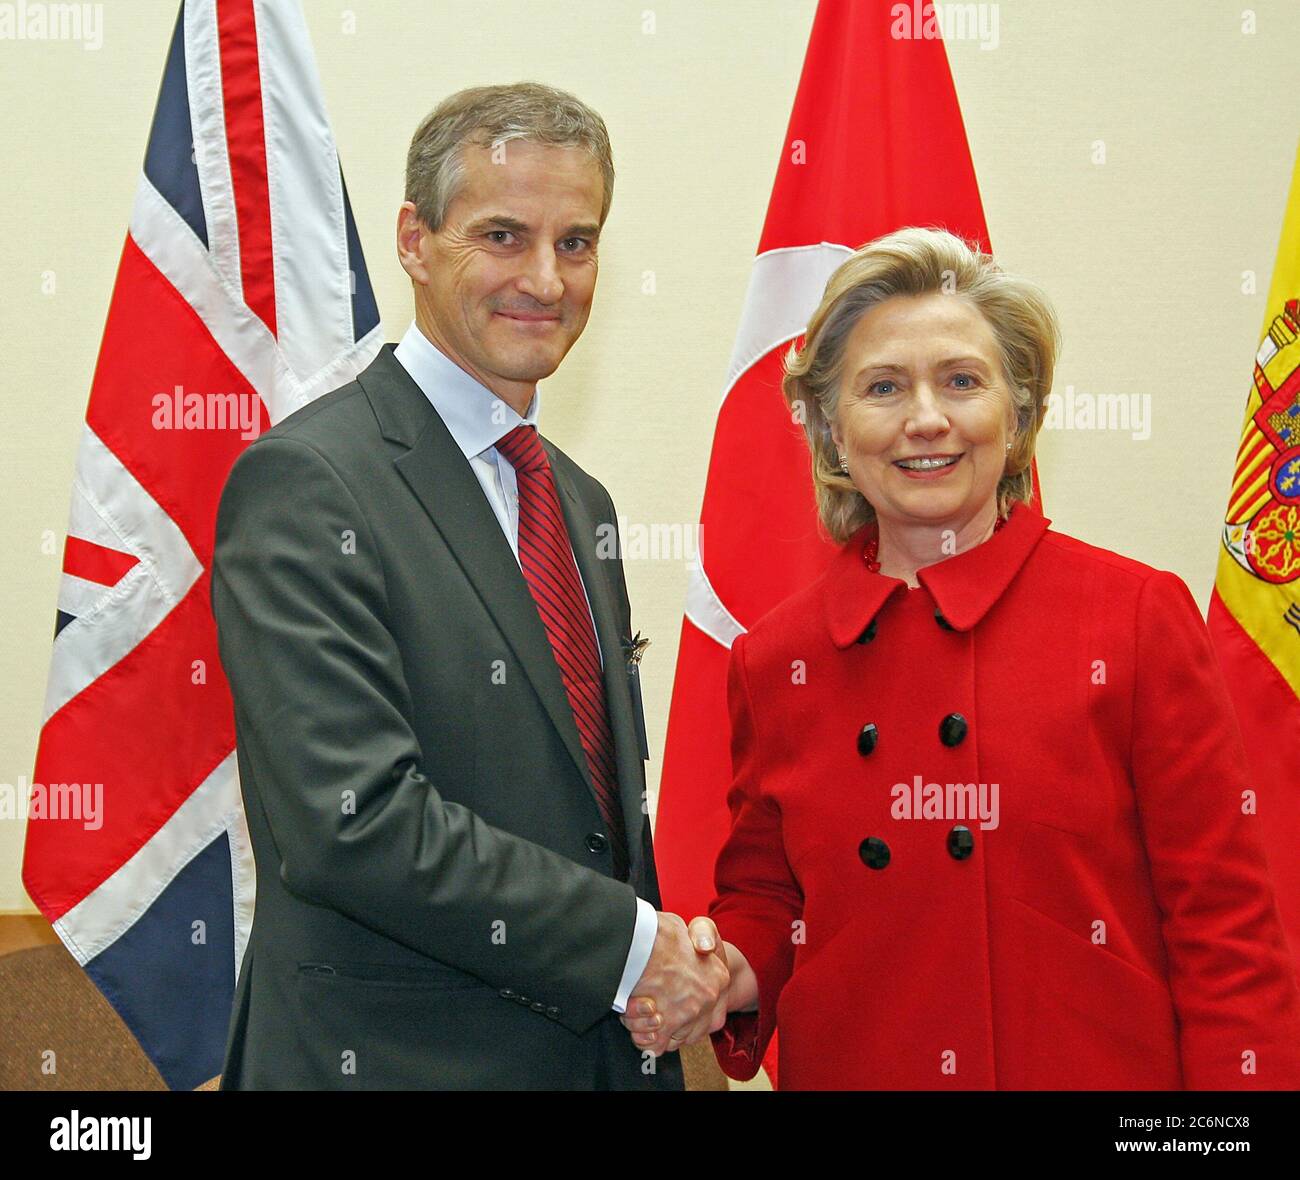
[212,344,682,1090]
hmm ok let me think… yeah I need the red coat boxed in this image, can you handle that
[709,504,1300,1089]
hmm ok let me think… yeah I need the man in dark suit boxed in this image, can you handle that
[211,82,726,1090]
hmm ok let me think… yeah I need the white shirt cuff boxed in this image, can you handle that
[611,898,658,1014]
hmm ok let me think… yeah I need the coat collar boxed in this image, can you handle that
[824,503,1050,648]
[361,344,436,447]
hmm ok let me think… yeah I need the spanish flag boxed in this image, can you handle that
[1208,141,1300,970]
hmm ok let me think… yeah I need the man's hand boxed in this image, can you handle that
[620,914,729,1055]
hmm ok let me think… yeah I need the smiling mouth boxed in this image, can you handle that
[496,311,560,325]
[894,454,961,471]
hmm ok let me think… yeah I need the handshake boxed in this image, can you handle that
[620,911,756,1056]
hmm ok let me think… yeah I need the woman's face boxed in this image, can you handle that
[831,292,1015,536]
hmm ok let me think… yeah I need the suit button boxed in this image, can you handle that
[530,1001,547,1013]
[857,618,878,644]
[857,723,879,756]
[585,833,608,854]
[935,610,954,631]
[947,825,975,860]
[516,994,531,1005]
[939,713,968,746]
[546,1006,561,1020]
[499,988,517,1000]
[858,836,890,870]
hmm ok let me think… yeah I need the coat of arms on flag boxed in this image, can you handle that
[1221,297,1300,588]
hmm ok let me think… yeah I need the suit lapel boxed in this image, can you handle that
[361,347,646,876]
[549,451,649,883]
[360,349,596,800]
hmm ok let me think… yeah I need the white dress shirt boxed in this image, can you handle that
[392,322,657,1014]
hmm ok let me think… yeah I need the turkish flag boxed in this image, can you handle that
[654,0,998,1085]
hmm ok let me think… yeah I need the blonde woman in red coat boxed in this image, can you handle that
[621,227,1300,1089]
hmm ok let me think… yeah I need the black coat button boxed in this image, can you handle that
[939,713,968,746]
[857,723,879,756]
[530,1001,547,1013]
[858,836,890,869]
[546,1006,561,1020]
[585,833,608,854]
[947,825,975,860]
[499,988,517,1000]
[857,618,878,644]
[935,610,954,631]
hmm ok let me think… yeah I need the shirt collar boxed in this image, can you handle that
[824,503,1051,647]
[392,321,540,460]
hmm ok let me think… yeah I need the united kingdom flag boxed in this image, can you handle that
[22,0,381,1090]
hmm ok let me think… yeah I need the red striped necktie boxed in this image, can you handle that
[494,424,629,879]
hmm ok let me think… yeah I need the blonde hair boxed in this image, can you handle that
[406,82,615,230]
[784,226,1060,543]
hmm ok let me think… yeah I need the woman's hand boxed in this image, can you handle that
[721,939,759,1014]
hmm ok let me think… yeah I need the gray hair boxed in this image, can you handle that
[405,82,615,230]
[783,226,1060,543]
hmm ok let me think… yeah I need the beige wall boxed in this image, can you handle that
[2,0,1297,913]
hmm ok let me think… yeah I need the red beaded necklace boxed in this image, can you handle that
[863,514,1007,574]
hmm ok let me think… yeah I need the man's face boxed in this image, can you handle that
[399,140,605,409]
